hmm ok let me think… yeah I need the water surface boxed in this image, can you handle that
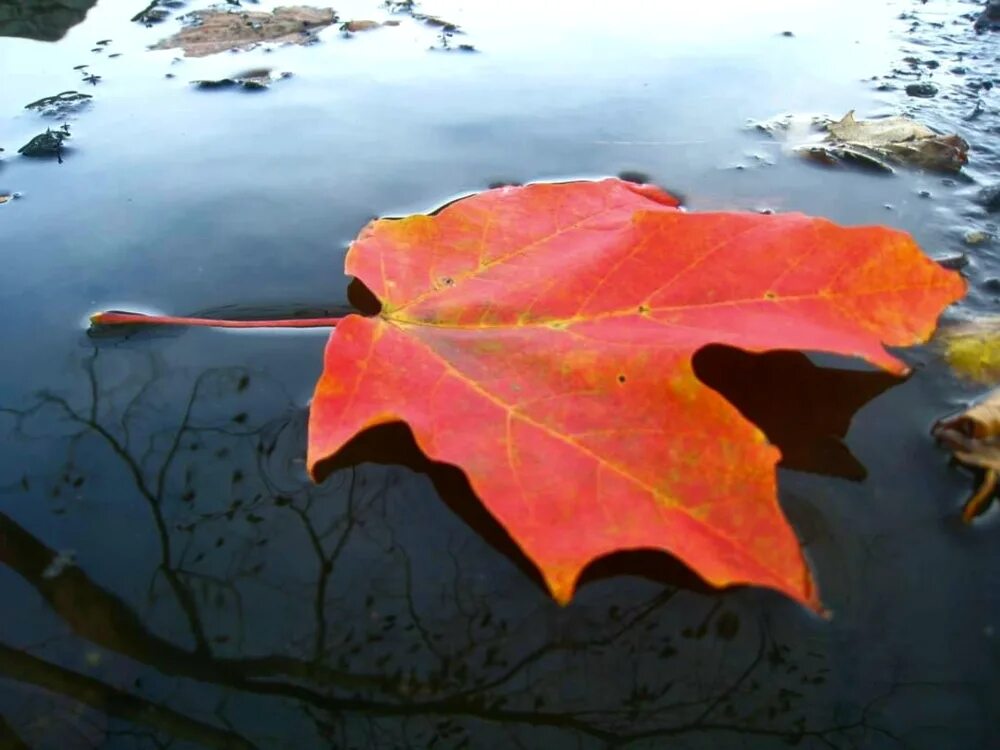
[1,1,998,748]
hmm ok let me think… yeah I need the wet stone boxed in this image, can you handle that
[18,127,70,160]
[977,185,1000,213]
[906,82,939,97]
[974,0,1000,31]
[937,253,969,270]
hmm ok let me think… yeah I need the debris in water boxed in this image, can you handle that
[24,91,93,118]
[193,68,292,91]
[151,6,338,57]
[18,125,71,162]
[757,110,969,173]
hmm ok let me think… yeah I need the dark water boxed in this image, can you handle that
[1,1,998,748]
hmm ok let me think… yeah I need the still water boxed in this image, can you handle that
[1,0,998,747]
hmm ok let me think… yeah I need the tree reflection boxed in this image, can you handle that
[0,349,902,748]
[0,0,98,41]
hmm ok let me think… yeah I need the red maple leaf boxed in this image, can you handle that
[93,179,965,611]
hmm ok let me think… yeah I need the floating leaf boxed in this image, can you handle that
[306,179,963,610]
[756,110,969,173]
[92,179,965,611]
[818,110,969,173]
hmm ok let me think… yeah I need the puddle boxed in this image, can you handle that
[1,0,998,747]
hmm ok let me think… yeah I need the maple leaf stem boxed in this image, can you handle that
[89,311,343,329]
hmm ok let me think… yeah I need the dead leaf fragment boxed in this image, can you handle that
[151,6,338,58]
[813,111,969,173]
[933,389,1000,520]
[756,111,969,173]
[341,20,381,32]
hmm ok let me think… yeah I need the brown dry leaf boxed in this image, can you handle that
[932,389,1000,520]
[826,111,937,144]
[151,6,338,58]
[806,110,969,173]
[342,20,381,32]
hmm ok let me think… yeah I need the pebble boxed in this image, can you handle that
[906,82,939,97]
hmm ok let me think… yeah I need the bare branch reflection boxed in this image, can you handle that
[0,349,904,748]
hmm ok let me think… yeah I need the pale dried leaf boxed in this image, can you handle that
[826,110,936,145]
[822,110,969,173]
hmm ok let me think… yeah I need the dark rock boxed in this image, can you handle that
[0,0,98,41]
[18,126,70,161]
[974,0,1000,31]
[983,277,1000,292]
[977,185,1000,212]
[937,253,968,270]
[193,69,290,91]
[906,82,939,97]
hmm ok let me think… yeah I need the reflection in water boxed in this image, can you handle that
[0,0,98,41]
[0,349,915,748]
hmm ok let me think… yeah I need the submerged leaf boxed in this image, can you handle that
[307,178,964,611]
[940,316,1000,383]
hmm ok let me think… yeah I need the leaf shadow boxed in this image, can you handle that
[693,345,905,481]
